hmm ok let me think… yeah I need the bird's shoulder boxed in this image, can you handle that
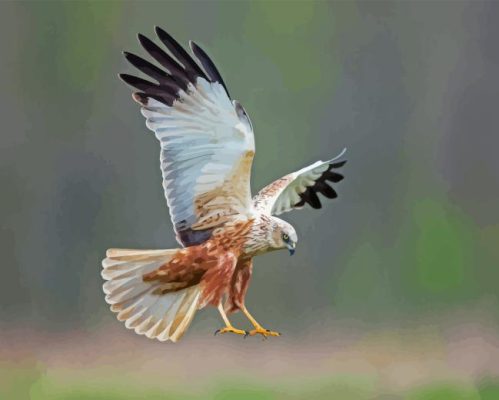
[201,218,255,253]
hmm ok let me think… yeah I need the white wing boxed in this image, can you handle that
[121,27,255,246]
[253,149,347,216]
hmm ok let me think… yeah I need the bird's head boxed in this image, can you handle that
[271,218,298,256]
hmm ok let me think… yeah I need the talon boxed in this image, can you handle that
[247,327,281,338]
[244,331,249,338]
[214,326,247,336]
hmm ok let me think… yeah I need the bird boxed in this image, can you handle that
[101,26,346,343]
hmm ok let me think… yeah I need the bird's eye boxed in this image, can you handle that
[282,233,289,242]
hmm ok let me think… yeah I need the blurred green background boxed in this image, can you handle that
[1,1,499,399]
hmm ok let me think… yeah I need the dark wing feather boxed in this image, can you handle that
[190,41,231,98]
[154,26,208,81]
[253,149,347,216]
[300,188,322,209]
[119,74,161,93]
[137,33,190,90]
[123,52,175,86]
[315,181,338,199]
[121,27,232,108]
[120,74,177,106]
[295,161,345,209]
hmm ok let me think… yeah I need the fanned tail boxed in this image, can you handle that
[101,248,201,342]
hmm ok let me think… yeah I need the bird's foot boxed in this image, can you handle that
[214,326,248,336]
[247,326,281,338]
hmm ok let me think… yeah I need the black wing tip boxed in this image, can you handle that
[131,92,148,105]
[137,32,161,53]
[188,40,199,56]
[317,181,338,199]
[137,32,155,49]
[118,73,133,83]
[155,26,176,48]
[327,148,347,169]
[299,188,322,209]
[123,50,137,59]
[122,51,142,66]
[120,74,153,95]
[136,33,156,54]
[155,28,208,81]
[189,41,204,60]
[189,40,199,51]
[119,73,176,106]
[330,160,347,169]
[327,155,346,182]
[155,25,171,41]
[189,40,231,98]
[295,155,346,210]
[123,28,229,105]
[119,73,152,86]
[325,171,344,183]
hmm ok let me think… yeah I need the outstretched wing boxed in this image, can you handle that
[253,149,346,216]
[120,27,255,247]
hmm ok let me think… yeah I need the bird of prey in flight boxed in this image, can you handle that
[102,27,346,342]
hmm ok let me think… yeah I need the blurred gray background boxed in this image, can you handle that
[1,1,499,399]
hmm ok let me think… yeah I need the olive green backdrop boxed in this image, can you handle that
[1,1,499,399]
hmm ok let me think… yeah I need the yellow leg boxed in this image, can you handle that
[214,302,247,337]
[240,305,280,338]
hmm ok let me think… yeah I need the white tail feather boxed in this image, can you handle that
[102,248,201,342]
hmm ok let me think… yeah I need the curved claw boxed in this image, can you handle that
[247,327,281,338]
[214,326,247,336]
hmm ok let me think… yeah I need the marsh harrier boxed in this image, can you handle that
[102,27,346,342]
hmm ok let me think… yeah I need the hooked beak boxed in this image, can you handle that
[287,242,296,256]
